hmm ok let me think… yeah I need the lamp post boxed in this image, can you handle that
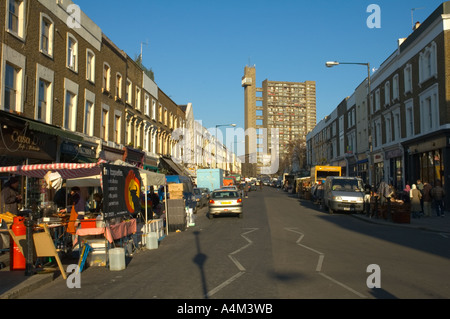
[215,124,236,169]
[325,61,372,185]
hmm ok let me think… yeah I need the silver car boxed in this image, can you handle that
[208,190,243,219]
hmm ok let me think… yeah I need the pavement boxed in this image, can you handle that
[1,208,450,299]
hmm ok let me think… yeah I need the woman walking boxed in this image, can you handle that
[410,184,422,218]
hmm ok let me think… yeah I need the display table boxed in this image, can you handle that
[75,219,137,244]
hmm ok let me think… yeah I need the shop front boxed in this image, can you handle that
[385,147,404,191]
[404,135,449,198]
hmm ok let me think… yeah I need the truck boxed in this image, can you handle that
[223,176,237,186]
[196,168,224,192]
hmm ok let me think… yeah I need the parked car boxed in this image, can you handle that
[193,187,208,209]
[208,189,243,219]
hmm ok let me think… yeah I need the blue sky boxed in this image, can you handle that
[74,0,444,152]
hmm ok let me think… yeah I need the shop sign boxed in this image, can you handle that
[61,142,96,158]
[385,149,402,159]
[374,153,383,163]
[101,163,142,220]
[0,126,56,160]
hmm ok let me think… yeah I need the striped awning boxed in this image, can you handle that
[0,159,105,179]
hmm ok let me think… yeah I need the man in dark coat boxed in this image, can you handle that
[1,176,22,215]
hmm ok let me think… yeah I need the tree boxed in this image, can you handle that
[134,54,155,81]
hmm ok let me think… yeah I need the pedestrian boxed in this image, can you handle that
[68,186,86,219]
[93,192,103,213]
[417,179,424,214]
[431,181,445,217]
[422,181,433,217]
[410,184,422,218]
[1,176,22,215]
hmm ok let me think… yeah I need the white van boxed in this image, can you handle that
[323,176,365,214]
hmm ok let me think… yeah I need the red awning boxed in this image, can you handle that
[0,159,105,179]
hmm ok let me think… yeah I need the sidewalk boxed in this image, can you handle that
[1,212,450,299]
[351,211,450,234]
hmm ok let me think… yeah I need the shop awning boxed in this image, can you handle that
[159,157,187,176]
[0,159,105,179]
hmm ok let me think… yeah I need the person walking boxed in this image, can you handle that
[417,179,424,215]
[1,176,22,215]
[410,184,422,218]
[422,181,433,217]
[431,181,445,217]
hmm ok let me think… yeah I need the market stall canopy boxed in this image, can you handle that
[140,169,165,187]
[0,159,105,179]
[66,175,101,188]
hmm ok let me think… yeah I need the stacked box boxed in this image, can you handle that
[168,183,184,199]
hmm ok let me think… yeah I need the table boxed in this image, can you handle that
[75,219,137,244]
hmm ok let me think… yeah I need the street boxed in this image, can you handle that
[21,186,450,299]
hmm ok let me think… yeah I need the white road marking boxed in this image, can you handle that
[285,227,367,298]
[205,228,258,298]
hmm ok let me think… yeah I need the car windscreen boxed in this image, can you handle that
[194,189,201,195]
[331,179,362,192]
[212,191,239,199]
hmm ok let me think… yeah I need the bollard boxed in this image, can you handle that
[25,218,35,276]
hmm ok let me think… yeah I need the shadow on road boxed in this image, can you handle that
[192,230,208,299]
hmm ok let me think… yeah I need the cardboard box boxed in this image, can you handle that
[169,191,183,199]
[168,183,184,192]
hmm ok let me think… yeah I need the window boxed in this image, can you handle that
[419,84,439,134]
[114,111,122,144]
[126,79,132,104]
[4,63,18,112]
[144,94,150,116]
[67,34,78,72]
[115,73,122,100]
[152,100,156,120]
[375,89,380,111]
[405,99,414,137]
[393,108,401,141]
[103,63,111,92]
[385,114,392,143]
[404,64,412,94]
[159,104,162,122]
[86,50,95,83]
[392,74,399,101]
[164,108,168,125]
[64,91,77,131]
[84,100,94,136]
[35,64,54,124]
[7,0,25,39]
[419,42,437,83]
[384,81,390,106]
[101,106,109,140]
[37,79,49,122]
[135,87,141,110]
[40,14,54,57]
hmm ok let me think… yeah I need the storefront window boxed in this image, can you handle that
[420,150,444,187]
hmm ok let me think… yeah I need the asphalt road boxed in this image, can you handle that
[21,186,450,299]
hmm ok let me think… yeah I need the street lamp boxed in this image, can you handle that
[215,123,236,169]
[325,61,372,185]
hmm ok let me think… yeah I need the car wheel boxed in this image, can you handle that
[208,213,213,219]
[238,213,243,219]
[328,206,334,214]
